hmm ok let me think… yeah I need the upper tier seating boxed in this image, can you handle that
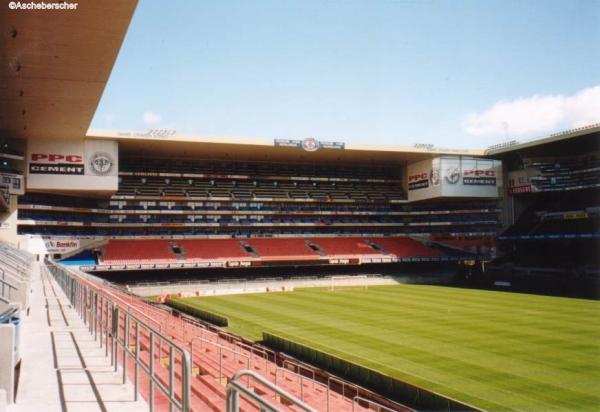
[120,157,402,181]
[515,155,600,192]
[116,176,405,202]
[102,239,178,264]
[17,192,500,240]
[501,188,600,239]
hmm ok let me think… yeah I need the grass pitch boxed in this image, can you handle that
[175,284,600,411]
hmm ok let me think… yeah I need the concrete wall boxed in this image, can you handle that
[0,196,19,247]
[126,274,453,297]
[0,324,16,404]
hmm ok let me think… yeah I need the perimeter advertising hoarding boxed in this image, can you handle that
[407,156,502,201]
[27,139,118,191]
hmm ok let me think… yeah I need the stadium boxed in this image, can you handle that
[1,2,599,412]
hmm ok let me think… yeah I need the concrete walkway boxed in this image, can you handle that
[8,263,147,412]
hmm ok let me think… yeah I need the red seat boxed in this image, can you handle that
[179,239,251,261]
[247,238,319,260]
[370,237,441,257]
[101,239,178,264]
[309,237,383,258]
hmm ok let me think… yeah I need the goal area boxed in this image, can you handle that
[329,275,369,291]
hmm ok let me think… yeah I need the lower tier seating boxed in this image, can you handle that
[102,239,179,264]
[308,237,382,258]
[99,236,443,265]
[246,238,319,260]
[369,237,442,258]
[179,239,251,262]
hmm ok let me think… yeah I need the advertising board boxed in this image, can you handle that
[407,156,502,201]
[27,139,119,191]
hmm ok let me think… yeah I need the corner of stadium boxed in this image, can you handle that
[1,2,598,411]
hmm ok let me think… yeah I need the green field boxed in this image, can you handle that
[175,284,600,411]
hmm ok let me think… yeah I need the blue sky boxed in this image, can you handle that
[91,0,600,149]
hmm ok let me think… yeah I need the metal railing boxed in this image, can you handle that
[47,261,192,412]
[226,369,318,412]
[0,275,18,302]
[190,336,250,382]
[0,261,28,283]
[353,396,410,412]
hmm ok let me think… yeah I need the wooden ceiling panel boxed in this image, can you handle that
[0,0,138,140]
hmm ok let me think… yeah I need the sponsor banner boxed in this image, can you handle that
[27,139,118,192]
[407,158,442,201]
[318,141,345,150]
[274,139,303,148]
[462,169,497,186]
[499,233,600,241]
[408,171,429,191]
[407,156,501,201]
[44,238,80,253]
[509,184,533,194]
[29,152,84,175]
[274,138,345,151]
[30,163,84,175]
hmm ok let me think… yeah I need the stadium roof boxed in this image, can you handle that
[485,123,600,158]
[0,0,138,141]
[88,128,485,164]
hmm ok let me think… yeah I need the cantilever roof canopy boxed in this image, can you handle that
[88,129,485,165]
[0,0,138,141]
[485,124,600,158]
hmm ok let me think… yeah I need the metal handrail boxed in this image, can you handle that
[0,275,18,301]
[353,396,405,412]
[226,369,318,412]
[0,252,30,277]
[272,362,330,405]
[190,336,250,381]
[0,266,27,283]
[113,306,192,412]
[47,261,192,412]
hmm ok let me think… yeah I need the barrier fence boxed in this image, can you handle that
[47,261,318,412]
[47,261,192,412]
[226,369,318,412]
[263,332,481,412]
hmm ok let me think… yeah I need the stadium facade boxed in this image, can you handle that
[1,0,597,279]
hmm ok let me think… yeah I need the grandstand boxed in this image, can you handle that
[487,130,600,287]
[1,1,599,411]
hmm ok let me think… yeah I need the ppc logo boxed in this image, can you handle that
[31,153,82,163]
[89,152,114,175]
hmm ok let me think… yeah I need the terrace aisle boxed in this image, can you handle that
[8,262,147,412]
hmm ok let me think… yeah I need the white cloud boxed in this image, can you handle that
[102,113,116,125]
[462,85,600,140]
[142,111,162,125]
